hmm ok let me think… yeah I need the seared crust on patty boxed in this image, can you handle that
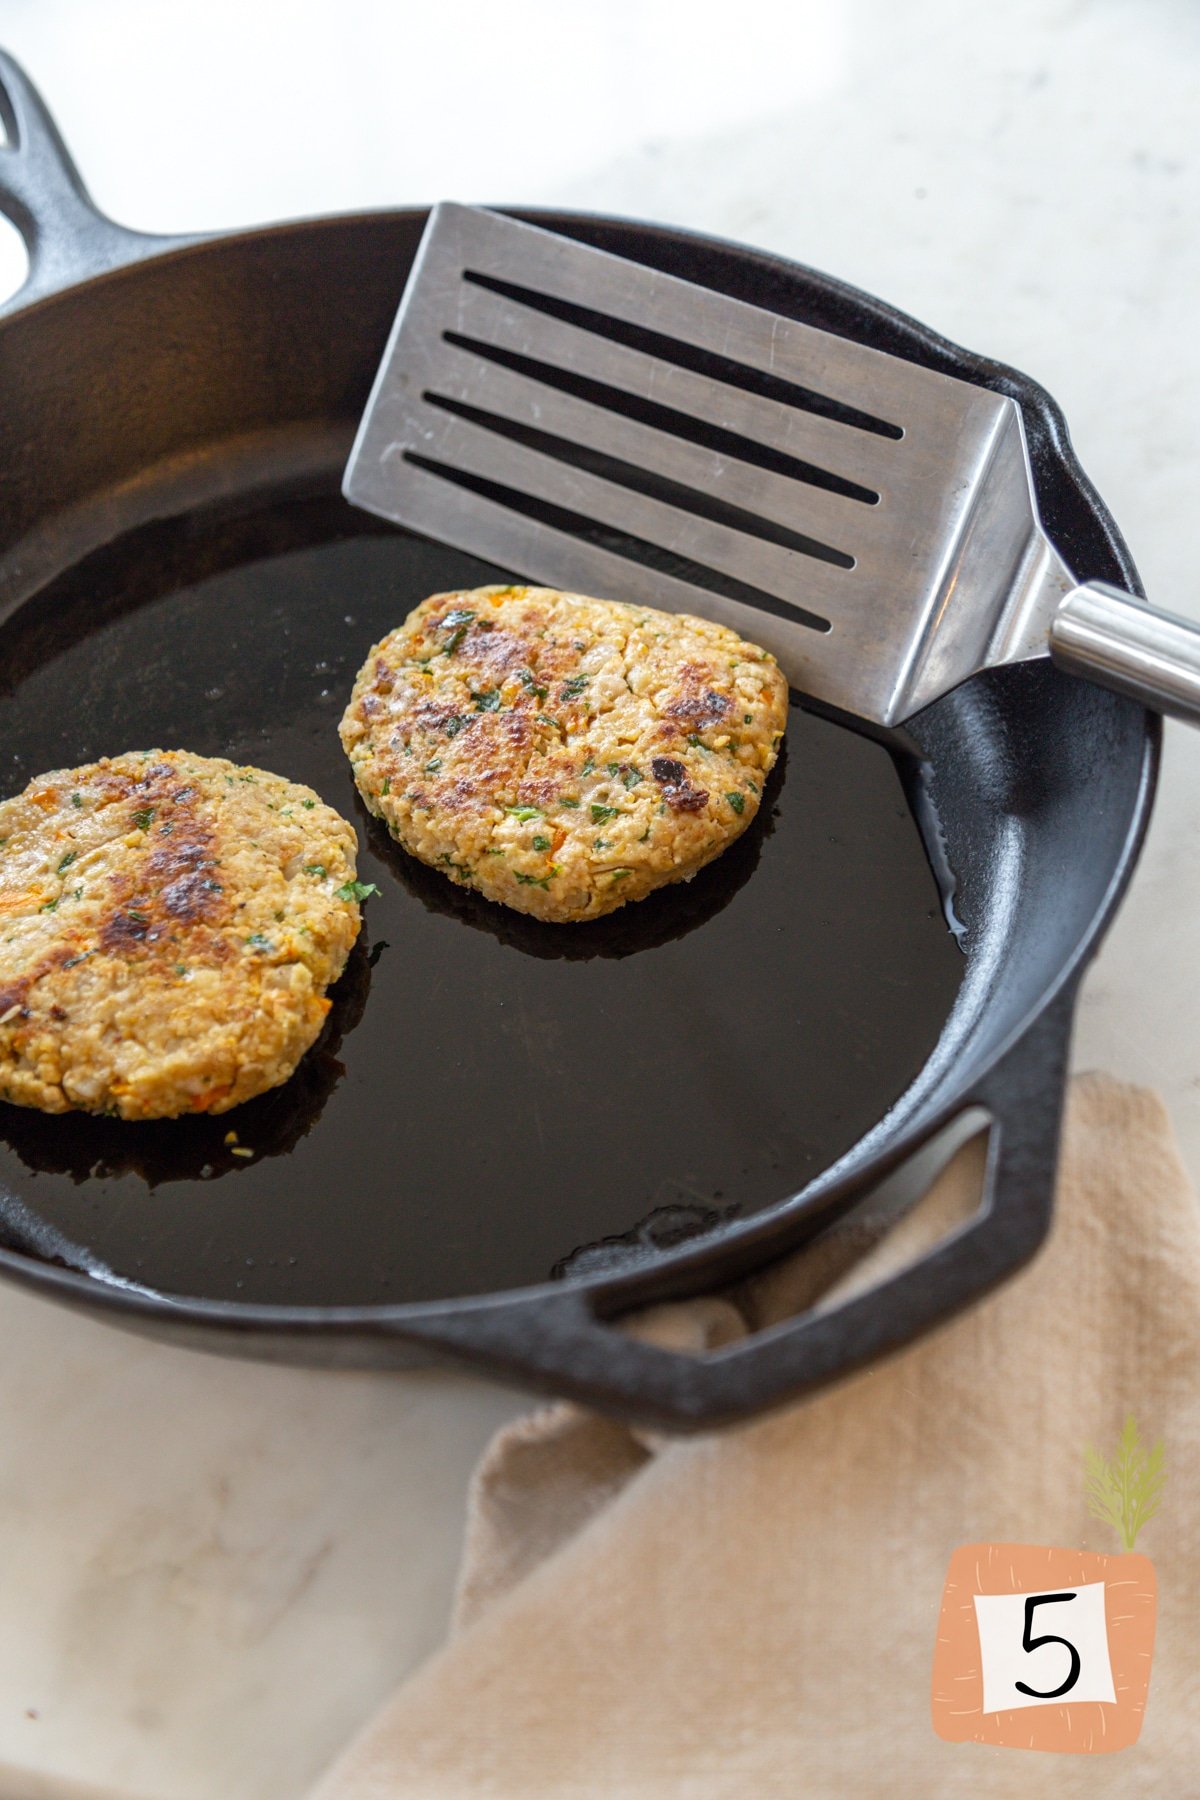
[0,751,363,1119]
[339,586,788,922]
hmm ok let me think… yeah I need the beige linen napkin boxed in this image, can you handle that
[314,1074,1200,1797]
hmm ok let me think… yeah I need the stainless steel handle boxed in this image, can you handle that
[1050,582,1200,724]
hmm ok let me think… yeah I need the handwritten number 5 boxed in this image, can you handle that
[1014,1592,1082,1699]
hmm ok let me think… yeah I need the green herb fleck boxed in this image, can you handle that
[472,688,501,712]
[561,675,589,700]
[688,733,705,749]
[62,949,99,970]
[580,756,596,777]
[175,964,188,976]
[71,793,83,808]
[246,932,273,951]
[560,796,580,809]
[40,897,59,913]
[590,803,619,825]
[56,850,78,874]
[132,807,156,831]
[506,806,541,822]
[301,798,315,809]
[514,871,551,889]
[445,715,468,738]
[743,714,752,725]
[442,612,474,654]
[593,838,611,852]
[519,669,548,700]
[532,835,551,852]
[621,766,641,789]
[726,791,745,815]
[337,880,380,903]
[381,776,391,795]
[424,759,442,774]
[304,864,327,878]
[608,868,633,882]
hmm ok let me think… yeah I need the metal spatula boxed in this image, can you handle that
[344,203,1200,729]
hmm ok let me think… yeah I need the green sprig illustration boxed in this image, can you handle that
[1084,1415,1166,1552]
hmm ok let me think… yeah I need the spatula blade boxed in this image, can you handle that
[345,204,1069,724]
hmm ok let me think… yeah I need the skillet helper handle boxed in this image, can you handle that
[0,49,151,313]
[392,993,1073,1432]
[1051,581,1200,724]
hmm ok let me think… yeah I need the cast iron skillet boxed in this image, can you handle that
[0,53,1158,1429]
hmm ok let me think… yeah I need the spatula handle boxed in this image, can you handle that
[1050,582,1200,723]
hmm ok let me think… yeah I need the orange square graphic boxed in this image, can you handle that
[931,1543,1156,1753]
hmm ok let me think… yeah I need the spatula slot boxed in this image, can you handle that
[421,391,856,573]
[462,270,905,444]
[443,328,880,508]
[401,452,833,635]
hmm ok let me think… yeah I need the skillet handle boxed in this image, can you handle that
[389,992,1073,1431]
[0,49,155,313]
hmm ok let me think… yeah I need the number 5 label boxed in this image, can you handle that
[931,1545,1156,1753]
[974,1584,1115,1712]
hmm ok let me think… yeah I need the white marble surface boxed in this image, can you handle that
[0,0,1199,1793]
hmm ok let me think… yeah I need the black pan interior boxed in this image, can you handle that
[0,480,964,1305]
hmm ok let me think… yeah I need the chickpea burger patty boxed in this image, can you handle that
[0,750,364,1119]
[339,585,788,922]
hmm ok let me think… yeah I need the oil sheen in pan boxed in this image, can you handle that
[0,492,963,1307]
